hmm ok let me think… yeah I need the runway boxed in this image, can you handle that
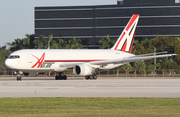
[0,77,180,98]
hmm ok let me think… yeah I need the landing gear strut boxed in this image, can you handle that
[55,72,67,80]
[85,74,97,80]
[17,75,22,81]
[14,71,22,81]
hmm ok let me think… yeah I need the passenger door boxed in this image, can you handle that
[28,54,33,63]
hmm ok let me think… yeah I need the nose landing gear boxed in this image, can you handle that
[17,75,22,81]
[14,71,22,81]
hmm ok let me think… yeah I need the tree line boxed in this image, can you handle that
[119,36,180,74]
[91,34,180,73]
[0,34,180,74]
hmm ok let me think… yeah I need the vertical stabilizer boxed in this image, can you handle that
[111,14,139,53]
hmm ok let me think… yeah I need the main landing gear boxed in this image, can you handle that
[55,72,67,80]
[85,74,97,80]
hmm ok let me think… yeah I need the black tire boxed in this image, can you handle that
[90,76,93,80]
[63,76,67,80]
[93,75,97,80]
[59,76,63,80]
[17,76,21,81]
[55,76,59,80]
[85,76,89,80]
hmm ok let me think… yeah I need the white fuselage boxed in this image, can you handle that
[5,15,176,78]
[5,49,134,72]
[5,14,140,76]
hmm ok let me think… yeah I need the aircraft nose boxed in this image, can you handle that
[5,59,12,68]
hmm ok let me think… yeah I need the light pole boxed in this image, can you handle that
[48,39,50,49]
[154,47,156,74]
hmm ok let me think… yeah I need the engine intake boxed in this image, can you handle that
[73,64,94,76]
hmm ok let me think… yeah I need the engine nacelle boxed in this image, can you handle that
[23,72,38,77]
[73,64,95,76]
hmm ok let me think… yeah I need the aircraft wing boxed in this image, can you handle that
[128,51,168,58]
[61,54,176,68]
[90,54,177,66]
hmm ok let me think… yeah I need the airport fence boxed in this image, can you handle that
[0,69,180,77]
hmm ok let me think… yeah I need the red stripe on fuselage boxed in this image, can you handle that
[44,59,105,62]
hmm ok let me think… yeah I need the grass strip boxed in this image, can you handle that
[0,97,180,117]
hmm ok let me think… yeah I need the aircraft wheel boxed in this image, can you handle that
[55,76,59,80]
[17,76,21,81]
[85,76,89,80]
[55,75,67,80]
[93,75,97,80]
[89,75,93,80]
[63,75,67,80]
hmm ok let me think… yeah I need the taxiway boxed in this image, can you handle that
[0,77,180,98]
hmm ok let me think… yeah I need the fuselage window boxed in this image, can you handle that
[8,55,20,59]
[9,56,14,59]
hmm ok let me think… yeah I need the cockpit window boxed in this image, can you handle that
[8,55,20,59]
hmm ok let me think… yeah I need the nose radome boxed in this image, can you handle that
[5,59,11,68]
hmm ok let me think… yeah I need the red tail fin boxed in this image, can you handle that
[111,14,139,53]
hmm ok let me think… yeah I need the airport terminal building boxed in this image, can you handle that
[35,0,180,48]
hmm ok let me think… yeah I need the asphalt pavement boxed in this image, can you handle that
[0,77,180,98]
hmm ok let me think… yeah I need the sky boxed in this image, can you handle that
[0,0,116,47]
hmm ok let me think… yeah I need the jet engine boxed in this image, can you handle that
[73,64,95,76]
[23,72,38,77]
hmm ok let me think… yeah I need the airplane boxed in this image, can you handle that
[5,14,176,81]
